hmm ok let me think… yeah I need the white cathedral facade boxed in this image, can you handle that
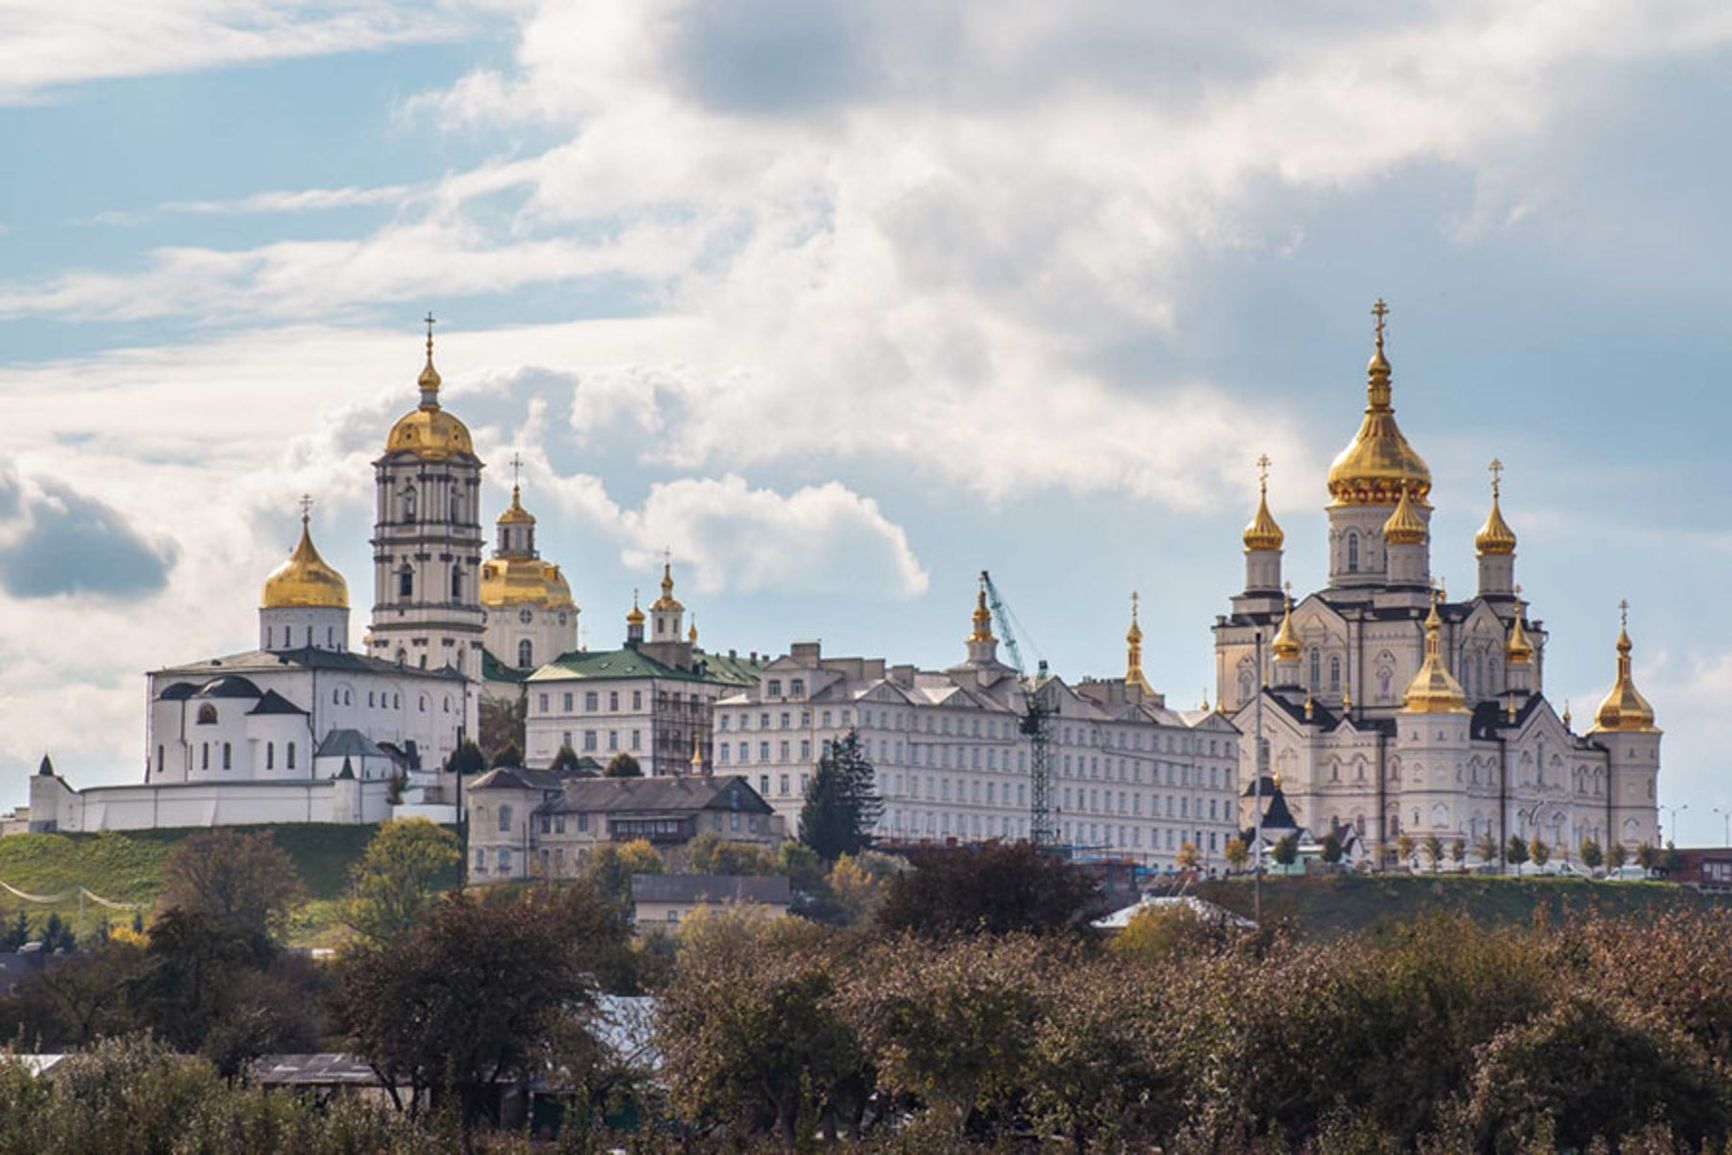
[1215,303,1661,860]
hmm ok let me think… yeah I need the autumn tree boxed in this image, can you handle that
[1475,833,1500,866]
[344,819,459,945]
[604,752,643,778]
[1175,841,1201,870]
[584,839,663,906]
[549,744,586,774]
[874,842,1103,939]
[1506,835,1530,872]
[1422,835,1444,871]
[1224,837,1250,871]
[1579,836,1604,871]
[1608,841,1629,870]
[1531,838,1552,869]
[487,742,523,769]
[1395,833,1416,867]
[1449,837,1467,867]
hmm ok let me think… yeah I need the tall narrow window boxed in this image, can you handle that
[286,742,297,770]
[398,565,413,599]
[222,742,232,770]
[1347,531,1360,573]
[266,742,274,770]
[518,639,533,668]
[1309,649,1320,690]
[201,743,209,770]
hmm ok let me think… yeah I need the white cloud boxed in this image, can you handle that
[0,1,477,105]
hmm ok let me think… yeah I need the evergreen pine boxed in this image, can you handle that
[798,729,882,861]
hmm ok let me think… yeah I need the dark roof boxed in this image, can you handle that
[631,873,791,905]
[1471,693,1544,739]
[154,648,465,682]
[196,675,262,699]
[481,648,530,683]
[156,681,199,701]
[469,765,577,793]
[247,689,307,716]
[315,729,387,760]
[1246,785,1299,833]
[543,775,773,817]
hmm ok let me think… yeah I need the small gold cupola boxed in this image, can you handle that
[969,582,994,644]
[1271,586,1301,663]
[1402,591,1469,714]
[1382,485,1427,546]
[386,314,475,460]
[1243,454,1285,552]
[1476,458,1518,556]
[1590,601,1658,733]
[262,500,349,609]
[1326,299,1433,507]
[1506,587,1534,665]
[1125,591,1151,693]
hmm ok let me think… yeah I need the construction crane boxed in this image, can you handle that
[979,571,1058,848]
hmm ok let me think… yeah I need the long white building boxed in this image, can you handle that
[715,590,1240,870]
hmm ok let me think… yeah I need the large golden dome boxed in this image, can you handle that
[1326,300,1432,507]
[480,557,575,610]
[262,517,349,609]
[385,334,474,460]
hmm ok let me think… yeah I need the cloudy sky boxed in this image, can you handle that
[1,1,1728,835]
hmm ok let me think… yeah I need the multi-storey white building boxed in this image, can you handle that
[523,565,762,774]
[714,591,1240,870]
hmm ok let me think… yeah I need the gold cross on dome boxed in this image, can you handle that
[1371,298,1389,349]
[297,493,314,522]
[1256,453,1271,485]
[423,311,437,358]
[509,453,524,487]
[1620,599,1630,629]
[1489,458,1504,497]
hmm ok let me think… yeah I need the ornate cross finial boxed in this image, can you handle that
[1256,453,1271,490]
[1489,458,1504,498]
[1131,589,1140,617]
[509,453,524,488]
[423,311,437,359]
[1371,298,1389,351]
[1620,599,1629,629]
[297,493,314,524]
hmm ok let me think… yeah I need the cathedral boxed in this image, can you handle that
[1213,302,1661,860]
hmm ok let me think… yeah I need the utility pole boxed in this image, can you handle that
[456,724,468,889]
[1253,630,1264,925]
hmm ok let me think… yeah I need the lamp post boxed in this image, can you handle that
[1664,803,1689,847]
[1252,629,1264,925]
[1714,806,1732,848]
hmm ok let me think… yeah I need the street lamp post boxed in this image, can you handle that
[1714,806,1732,848]
[1664,803,1689,847]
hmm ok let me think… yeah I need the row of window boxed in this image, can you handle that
[883,810,1222,855]
[163,740,298,773]
[268,625,341,649]
[720,705,1231,759]
[535,688,709,714]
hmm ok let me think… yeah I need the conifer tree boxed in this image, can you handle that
[798,729,882,862]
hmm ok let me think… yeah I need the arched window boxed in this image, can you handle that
[1329,656,1341,692]
[196,703,217,725]
[1347,531,1360,573]
[398,565,413,600]
[518,639,533,668]
[498,804,513,833]
[451,565,463,600]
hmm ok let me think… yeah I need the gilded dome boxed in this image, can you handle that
[1403,596,1469,714]
[385,334,474,461]
[497,485,535,526]
[1475,470,1518,556]
[479,556,575,610]
[262,516,349,609]
[651,561,684,612]
[1326,300,1432,508]
[1243,460,1285,552]
[969,584,994,643]
[1271,592,1301,662]
[1382,486,1428,546]
[1506,600,1534,665]
[626,596,645,627]
[1591,608,1658,733]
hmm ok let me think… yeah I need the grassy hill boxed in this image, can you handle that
[1194,871,1730,940]
[0,825,396,943]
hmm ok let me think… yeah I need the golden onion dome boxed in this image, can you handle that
[262,516,349,609]
[1271,591,1301,662]
[651,560,684,612]
[385,329,474,461]
[1403,595,1469,714]
[626,595,645,627]
[479,556,575,610]
[1591,605,1658,733]
[1506,600,1534,665]
[1326,300,1433,508]
[1243,459,1285,552]
[1382,485,1428,546]
[497,484,535,526]
[1475,466,1518,556]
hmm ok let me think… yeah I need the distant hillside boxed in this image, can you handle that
[1194,872,1729,940]
[0,825,404,941]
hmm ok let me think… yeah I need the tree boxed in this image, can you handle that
[1475,833,1500,866]
[798,729,882,862]
[549,744,585,774]
[334,884,627,1130]
[345,819,459,945]
[584,838,664,907]
[1272,834,1299,866]
[1175,841,1201,870]
[875,842,1103,939]
[1506,835,1530,872]
[1422,835,1444,871]
[156,830,304,955]
[477,692,525,766]
[1320,833,1344,865]
[39,912,75,953]
[685,832,777,876]
[1636,842,1662,872]
[1450,837,1467,867]
[1608,840,1629,870]
[1579,836,1604,871]
[604,752,643,778]
[1395,833,1416,868]
[1224,837,1250,871]
[1530,838,1552,869]
[487,742,523,769]
[446,739,486,776]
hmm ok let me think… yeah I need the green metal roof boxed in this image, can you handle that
[528,645,764,686]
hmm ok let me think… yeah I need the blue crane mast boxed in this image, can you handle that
[978,570,1057,848]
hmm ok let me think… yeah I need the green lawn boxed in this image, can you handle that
[1194,871,1729,940]
[0,824,433,944]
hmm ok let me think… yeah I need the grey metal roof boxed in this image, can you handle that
[315,729,388,760]
[541,774,773,817]
[155,648,465,681]
[251,1053,388,1086]
[630,873,791,905]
